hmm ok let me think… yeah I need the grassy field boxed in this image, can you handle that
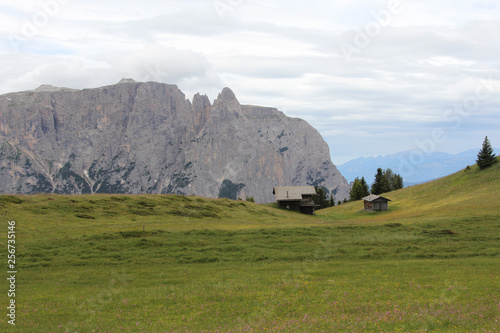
[1,160,499,332]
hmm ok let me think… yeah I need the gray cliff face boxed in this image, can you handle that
[0,80,350,203]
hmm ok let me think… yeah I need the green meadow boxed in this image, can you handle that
[1,160,499,332]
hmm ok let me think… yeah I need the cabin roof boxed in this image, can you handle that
[362,194,392,202]
[273,186,317,201]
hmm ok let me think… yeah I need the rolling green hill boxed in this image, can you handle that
[0,194,319,245]
[318,156,500,224]
[0,159,499,332]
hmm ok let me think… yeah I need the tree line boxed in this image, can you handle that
[313,186,346,209]
[313,168,404,209]
[313,136,496,211]
[349,168,403,201]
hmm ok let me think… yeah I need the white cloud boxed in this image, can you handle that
[0,0,499,163]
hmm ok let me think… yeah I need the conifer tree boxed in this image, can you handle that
[371,168,390,195]
[329,194,335,207]
[391,174,404,190]
[360,177,370,197]
[349,177,364,201]
[371,168,403,194]
[477,136,497,170]
[385,169,404,191]
[313,186,329,209]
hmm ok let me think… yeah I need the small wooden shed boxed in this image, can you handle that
[273,186,320,215]
[362,194,391,211]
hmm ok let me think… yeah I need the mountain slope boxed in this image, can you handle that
[337,149,500,185]
[318,157,500,222]
[0,80,349,202]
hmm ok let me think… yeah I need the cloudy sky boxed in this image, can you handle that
[1,0,499,165]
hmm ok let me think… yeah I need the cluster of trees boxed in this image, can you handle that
[313,167,404,210]
[317,136,496,209]
[349,168,404,201]
[371,168,403,195]
[313,186,347,209]
[349,177,370,201]
[477,136,497,170]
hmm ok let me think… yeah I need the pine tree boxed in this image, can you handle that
[371,168,390,195]
[391,174,404,190]
[371,169,382,195]
[329,194,335,207]
[385,168,404,191]
[313,186,329,209]
[349,177,370,201]
[360,177,370,197]
[349,178,364,201]
[371,168,403,194]
[477,136,497,170]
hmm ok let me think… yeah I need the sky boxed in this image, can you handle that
[1,0,499,166]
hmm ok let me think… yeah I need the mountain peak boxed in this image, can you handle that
[118,78,137,84]
[212,87,241,113]
[218,87,238,102]
[33,84,65,92]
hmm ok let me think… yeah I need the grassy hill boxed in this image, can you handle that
[318,156,500,224]
[0,160,499,332]
[0,194,319,244]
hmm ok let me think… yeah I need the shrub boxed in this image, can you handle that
[75,214,95,219]
[0,195,24,205]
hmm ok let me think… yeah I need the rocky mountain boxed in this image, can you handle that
[0,79,350,203]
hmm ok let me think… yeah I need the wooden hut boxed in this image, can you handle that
[273,186,320,215]
[362,194,391,211]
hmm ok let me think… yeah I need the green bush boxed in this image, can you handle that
[75,213,95,219]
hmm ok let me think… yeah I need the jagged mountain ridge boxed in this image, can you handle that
[0,80,350,203]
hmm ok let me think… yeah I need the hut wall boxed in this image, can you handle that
[279,201,301,212]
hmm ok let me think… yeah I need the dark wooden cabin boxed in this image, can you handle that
[362,194,391,211]
[273,186,319,215]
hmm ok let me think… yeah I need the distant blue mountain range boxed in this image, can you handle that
[337,148,500,186]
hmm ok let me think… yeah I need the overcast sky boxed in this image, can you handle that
[1,0,499,165]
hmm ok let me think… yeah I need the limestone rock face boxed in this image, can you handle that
[0,80,349,202]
